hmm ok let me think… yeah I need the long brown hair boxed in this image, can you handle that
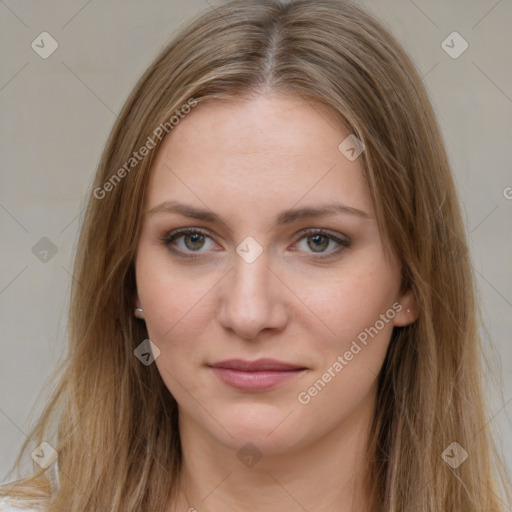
[2,0,511,510]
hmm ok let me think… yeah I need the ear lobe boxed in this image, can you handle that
[393,288,420,327]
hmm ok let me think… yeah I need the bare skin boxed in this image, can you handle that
[134,94,418,512]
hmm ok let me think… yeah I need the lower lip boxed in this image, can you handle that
[209,367,306,391]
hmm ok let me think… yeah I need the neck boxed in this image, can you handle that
[169,385,377,512]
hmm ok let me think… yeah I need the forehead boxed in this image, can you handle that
[145,94,374,222]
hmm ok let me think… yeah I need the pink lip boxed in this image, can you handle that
[207,358,307,392]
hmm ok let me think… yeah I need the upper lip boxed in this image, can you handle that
[208,358,306,371]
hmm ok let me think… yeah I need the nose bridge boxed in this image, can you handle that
[233,249,270,300]
[217,246,288,339]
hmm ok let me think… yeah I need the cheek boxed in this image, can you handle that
[136,262,216,400]
[135,250,217,356]
[305,262,400,346]
[294,273,398,428]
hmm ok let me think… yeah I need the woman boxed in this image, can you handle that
[1,0,510,510]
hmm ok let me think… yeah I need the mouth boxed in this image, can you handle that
[207,358,308,392]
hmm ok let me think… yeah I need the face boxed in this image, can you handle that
[134,94,416,455]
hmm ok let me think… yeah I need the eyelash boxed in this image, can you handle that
[160,227,351,261]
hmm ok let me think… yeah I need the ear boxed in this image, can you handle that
[393,288,419,327]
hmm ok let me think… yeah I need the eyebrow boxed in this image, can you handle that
[147,200,372,230]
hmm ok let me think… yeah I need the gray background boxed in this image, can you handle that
[1,0,511,484]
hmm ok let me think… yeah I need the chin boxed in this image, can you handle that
[207,409,307,455]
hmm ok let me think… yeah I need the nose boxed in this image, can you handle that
[217,250,290,341]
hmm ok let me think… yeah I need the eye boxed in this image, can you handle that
[161,228,217,258]
[293,228,351,259]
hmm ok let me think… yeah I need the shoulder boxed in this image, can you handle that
[0,497,46,511]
